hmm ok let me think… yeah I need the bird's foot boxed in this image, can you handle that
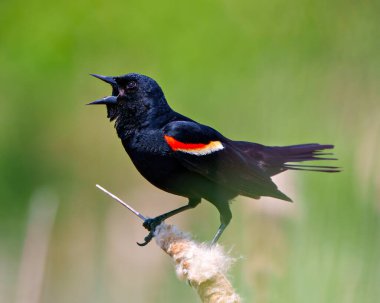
[137,217,164,246]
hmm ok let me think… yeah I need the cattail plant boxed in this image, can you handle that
[96,185,241,303]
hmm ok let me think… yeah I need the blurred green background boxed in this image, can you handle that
[1,0,379,302]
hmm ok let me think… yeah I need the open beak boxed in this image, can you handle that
[88,74,119,105]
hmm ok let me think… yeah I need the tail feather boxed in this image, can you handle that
[264,143,340,174]
[283,164,341,173]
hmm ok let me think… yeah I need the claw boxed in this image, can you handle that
[137,232,154,246]
[137,217,164,246]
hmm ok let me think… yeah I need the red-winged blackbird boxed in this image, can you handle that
[89,73,339,245]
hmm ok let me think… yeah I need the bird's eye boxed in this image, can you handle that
[126,81,138,91]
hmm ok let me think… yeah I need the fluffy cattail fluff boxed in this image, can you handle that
[154,223,241,303]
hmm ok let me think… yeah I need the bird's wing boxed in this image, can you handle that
[163,121,291,201]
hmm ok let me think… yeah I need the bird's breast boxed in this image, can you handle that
[121,134,184,187]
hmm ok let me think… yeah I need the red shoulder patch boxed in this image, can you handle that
[164,135,224,155]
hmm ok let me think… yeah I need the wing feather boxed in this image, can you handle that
[163,121,291,201]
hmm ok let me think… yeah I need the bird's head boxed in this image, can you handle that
[88,73,167,122]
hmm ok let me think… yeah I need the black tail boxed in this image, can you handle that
[265,144,340,174]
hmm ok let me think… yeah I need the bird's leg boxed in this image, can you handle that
[211,203,232,245]
[137,198,201,246]
[211,223,227,244]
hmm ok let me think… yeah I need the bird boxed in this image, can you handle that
[88,73,339,246]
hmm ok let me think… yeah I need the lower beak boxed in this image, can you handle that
[87,95,118,105]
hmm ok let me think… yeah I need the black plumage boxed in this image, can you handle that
[89,73,339,245]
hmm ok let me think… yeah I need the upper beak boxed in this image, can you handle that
[90,74,117,86]
[88,74,119,105]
